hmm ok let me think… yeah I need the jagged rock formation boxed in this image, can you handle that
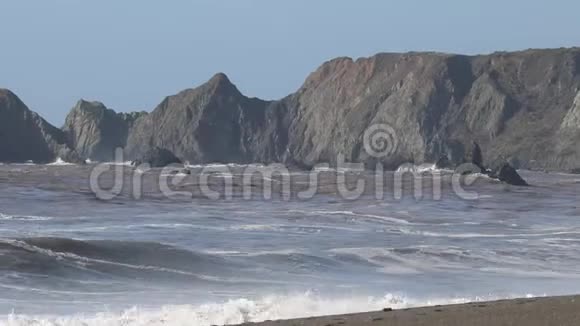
[0,89,78,163]
[491,163,529,186]
[468,142,487,172]
[283,48,580,170]
[2,47,580,170]
[124,48,580,171]
[124,73,287,164]
[63,100,146,161]
[463,141,529,186]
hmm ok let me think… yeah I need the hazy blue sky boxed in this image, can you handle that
[1,0,579,125]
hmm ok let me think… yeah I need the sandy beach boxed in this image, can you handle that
[242,295,580,326]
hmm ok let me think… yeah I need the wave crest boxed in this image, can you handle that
[3,292,526,326]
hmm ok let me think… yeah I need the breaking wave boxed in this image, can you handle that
[2,292,533,326]
[0,237,232,281]
[47,158,76,166]
[395,163,442,174]
[0,213,52,221]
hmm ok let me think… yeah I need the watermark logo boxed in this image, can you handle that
[363,123,398,158]
[88,125,484,202]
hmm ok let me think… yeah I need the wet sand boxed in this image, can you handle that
[242,295,580,326]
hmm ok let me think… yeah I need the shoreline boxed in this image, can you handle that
[240,295,580,326]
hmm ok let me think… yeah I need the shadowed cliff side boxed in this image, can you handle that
[124,73,290,164]
[0,89,79,163]
[63,100,146,161]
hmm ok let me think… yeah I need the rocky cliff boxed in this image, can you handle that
[124,73,289,164]
[63,100,145,161]
[282,48,580,170]
[0,89,78,163]
[123,48,580,170]
[2,47,580,170]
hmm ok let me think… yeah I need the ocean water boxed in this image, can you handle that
[0,164,579,325]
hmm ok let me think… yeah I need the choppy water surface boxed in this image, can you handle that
[0,164,579,325]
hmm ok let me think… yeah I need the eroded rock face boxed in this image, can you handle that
[0,89,76,163]
[125,73,288,164]
[282,54,451,169]
[560,91,580,130]
[278,48,580,170]
[120,48,580,170]
[63,100,146,162]
[551,90,580,170]
[3,47,580,171]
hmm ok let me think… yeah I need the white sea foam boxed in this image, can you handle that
[160,172,190,177]
[0,239,219,281]
[289,210,412,225]
[1,292,532,326]
[395,163,451,174]
[187,163,266,169]
[400,229,580,239]
[313,166,362,173]
[231,224,280,232]
[11,161,37,166]
[47,158,75,166]
[0,213,52,221]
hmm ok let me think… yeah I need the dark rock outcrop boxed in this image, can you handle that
[131,147,182,168]
[470,142,486,172]
[125,73,287,164]
[464,145,529,186]
[63,100,146,161]
[490,163,529,186]
[0,89,78,163]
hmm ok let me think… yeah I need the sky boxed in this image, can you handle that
[1,0,579,125]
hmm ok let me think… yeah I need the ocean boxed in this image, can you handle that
[0,163,579,325]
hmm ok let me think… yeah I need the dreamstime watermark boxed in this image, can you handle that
[89,124,483,201]
[364,123,399,158]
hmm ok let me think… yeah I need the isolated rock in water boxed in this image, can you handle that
[471,142,485,171]
[456,142,488,175]
[492,163,529,186]
[132,147,182,167]
[0,89,74,163]
[471,142,485,170]
[63,100,146,162]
